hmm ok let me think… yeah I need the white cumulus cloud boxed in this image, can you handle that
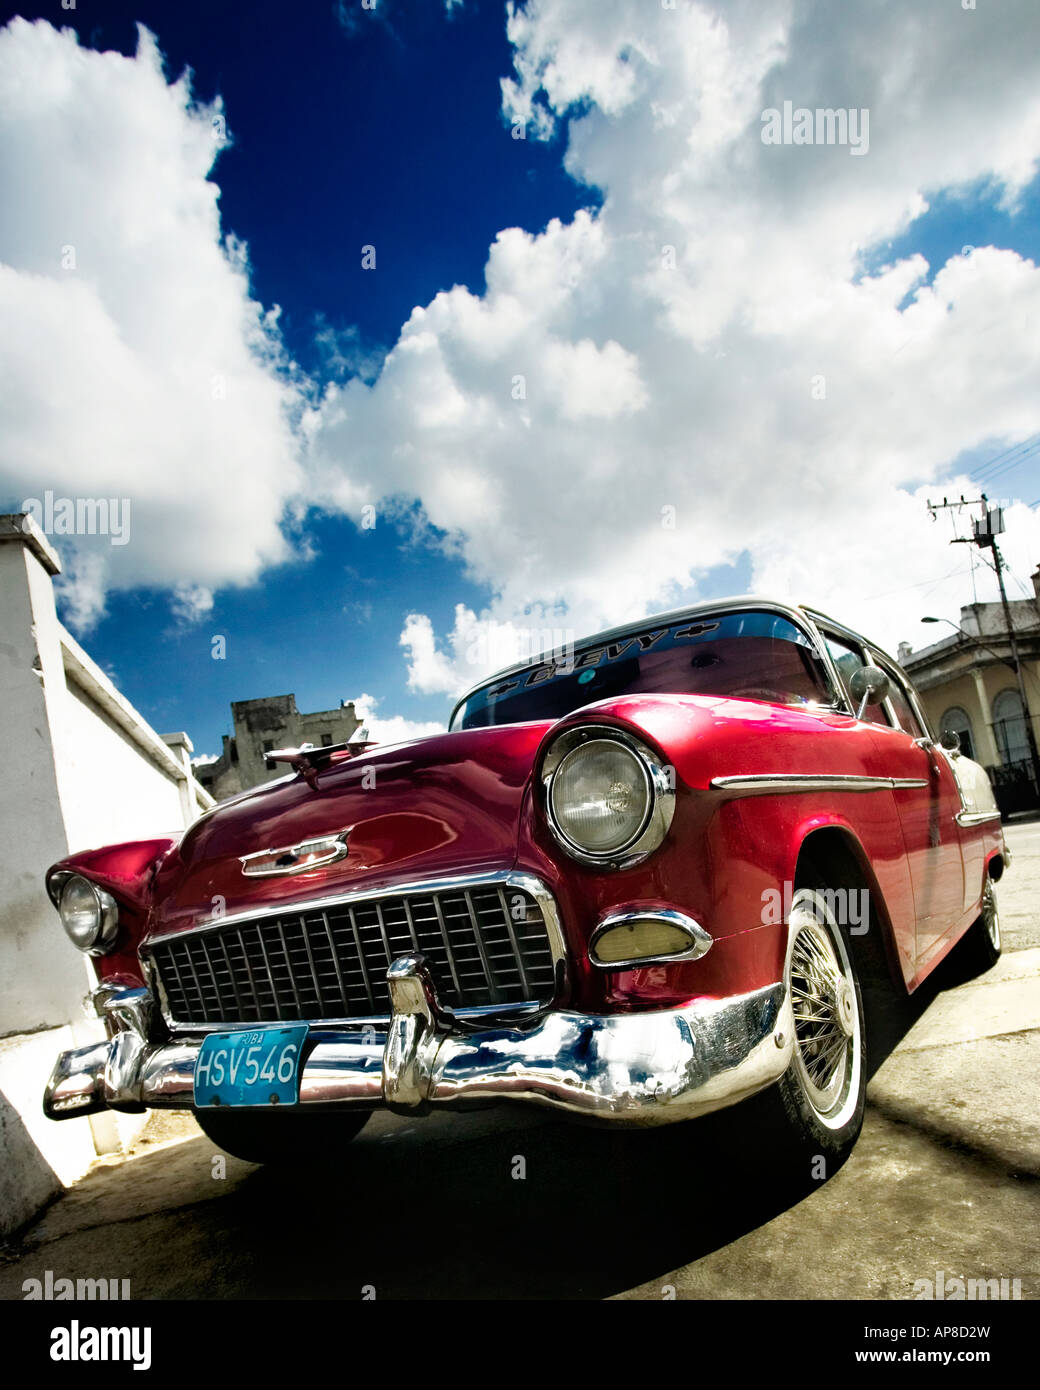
[306,0,1040,694]
[0,19,304,628]
[350,692,445,745]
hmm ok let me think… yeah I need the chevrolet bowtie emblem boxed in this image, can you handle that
[240,833,350,877]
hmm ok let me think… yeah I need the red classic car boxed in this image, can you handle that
[43,598,1006,1169]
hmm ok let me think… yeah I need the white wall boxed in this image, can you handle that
[0,531,88,1035]
[59,676,186,853]
[0,514,213,1236]
[0,1026,100,1233]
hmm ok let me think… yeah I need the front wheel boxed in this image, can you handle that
[755,887,867,1175]
[193,1105,371,1165]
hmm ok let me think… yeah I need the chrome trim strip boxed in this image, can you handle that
[710,774,930,793]
[955,809,1003,826]
[148,1000,549,1038]
[140,870,569,1033]
[589,908,713,970]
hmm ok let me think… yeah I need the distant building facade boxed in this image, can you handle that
[898,566,1040,815]
[195,693,362,800]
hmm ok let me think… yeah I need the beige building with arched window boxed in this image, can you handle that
[897,572,1040,815]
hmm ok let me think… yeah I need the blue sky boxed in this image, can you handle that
[2,1,1040,760]
[1,0,596,749]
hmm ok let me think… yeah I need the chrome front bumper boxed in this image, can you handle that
[44,956,794,1128]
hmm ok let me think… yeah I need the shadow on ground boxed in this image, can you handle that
[157,1106,828,1299]
[861,920,996,1082]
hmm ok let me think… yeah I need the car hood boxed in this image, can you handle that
[147,723,555,937]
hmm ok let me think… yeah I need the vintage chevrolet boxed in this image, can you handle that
[43,598,1006,1168]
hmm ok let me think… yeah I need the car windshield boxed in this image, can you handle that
[451,609,835,730]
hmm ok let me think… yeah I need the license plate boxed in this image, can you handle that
[193,1024,309,1108]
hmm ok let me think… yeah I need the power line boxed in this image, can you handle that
[970,431,1040,482]
[859,565,967,604]
[976,439,1040,487]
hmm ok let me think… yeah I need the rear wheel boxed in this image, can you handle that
[755,887,867,1174]
[193,1106,371,1165]
[958,879,1002,974]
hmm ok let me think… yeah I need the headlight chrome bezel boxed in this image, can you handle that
[540,724,676,870]
[55,873,120,956]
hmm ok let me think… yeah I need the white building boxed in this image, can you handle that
[0,513,213,1237]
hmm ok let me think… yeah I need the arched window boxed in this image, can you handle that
[939,706,975,761]
[992,688,1029,765]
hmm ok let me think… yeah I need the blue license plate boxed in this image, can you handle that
[193,1024,309,1108]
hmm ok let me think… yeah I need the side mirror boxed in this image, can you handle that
[848,666,891,720]
[940,728,961,753]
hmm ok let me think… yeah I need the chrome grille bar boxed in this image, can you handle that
[430,892,464,999]
[464,889,500,1005]
[320,910,350,1015]
[181,942,210,1023]
[235,927,260,1020]
[496,885,531,998]
[217,932,246,1019]
[275,919,306,1017]
[346,904,376,1012]
[298,916,325,1015]
[255,928,283,1018]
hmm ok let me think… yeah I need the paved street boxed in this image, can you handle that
[1,824,1038,1301]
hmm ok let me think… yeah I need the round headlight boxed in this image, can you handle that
[58,875,119,954]
[550,738,652,855]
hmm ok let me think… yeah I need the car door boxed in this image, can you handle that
[821,630,965,967]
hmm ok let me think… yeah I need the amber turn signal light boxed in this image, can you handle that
[589,910,712,969]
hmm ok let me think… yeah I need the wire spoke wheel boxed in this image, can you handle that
[787,891,863,1130]
[982,880,1000,952]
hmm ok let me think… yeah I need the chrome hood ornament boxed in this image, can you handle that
[240,832,350,877]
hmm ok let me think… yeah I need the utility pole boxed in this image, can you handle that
[928,493,1040,791]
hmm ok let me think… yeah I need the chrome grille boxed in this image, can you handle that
[147,883,557,1027]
